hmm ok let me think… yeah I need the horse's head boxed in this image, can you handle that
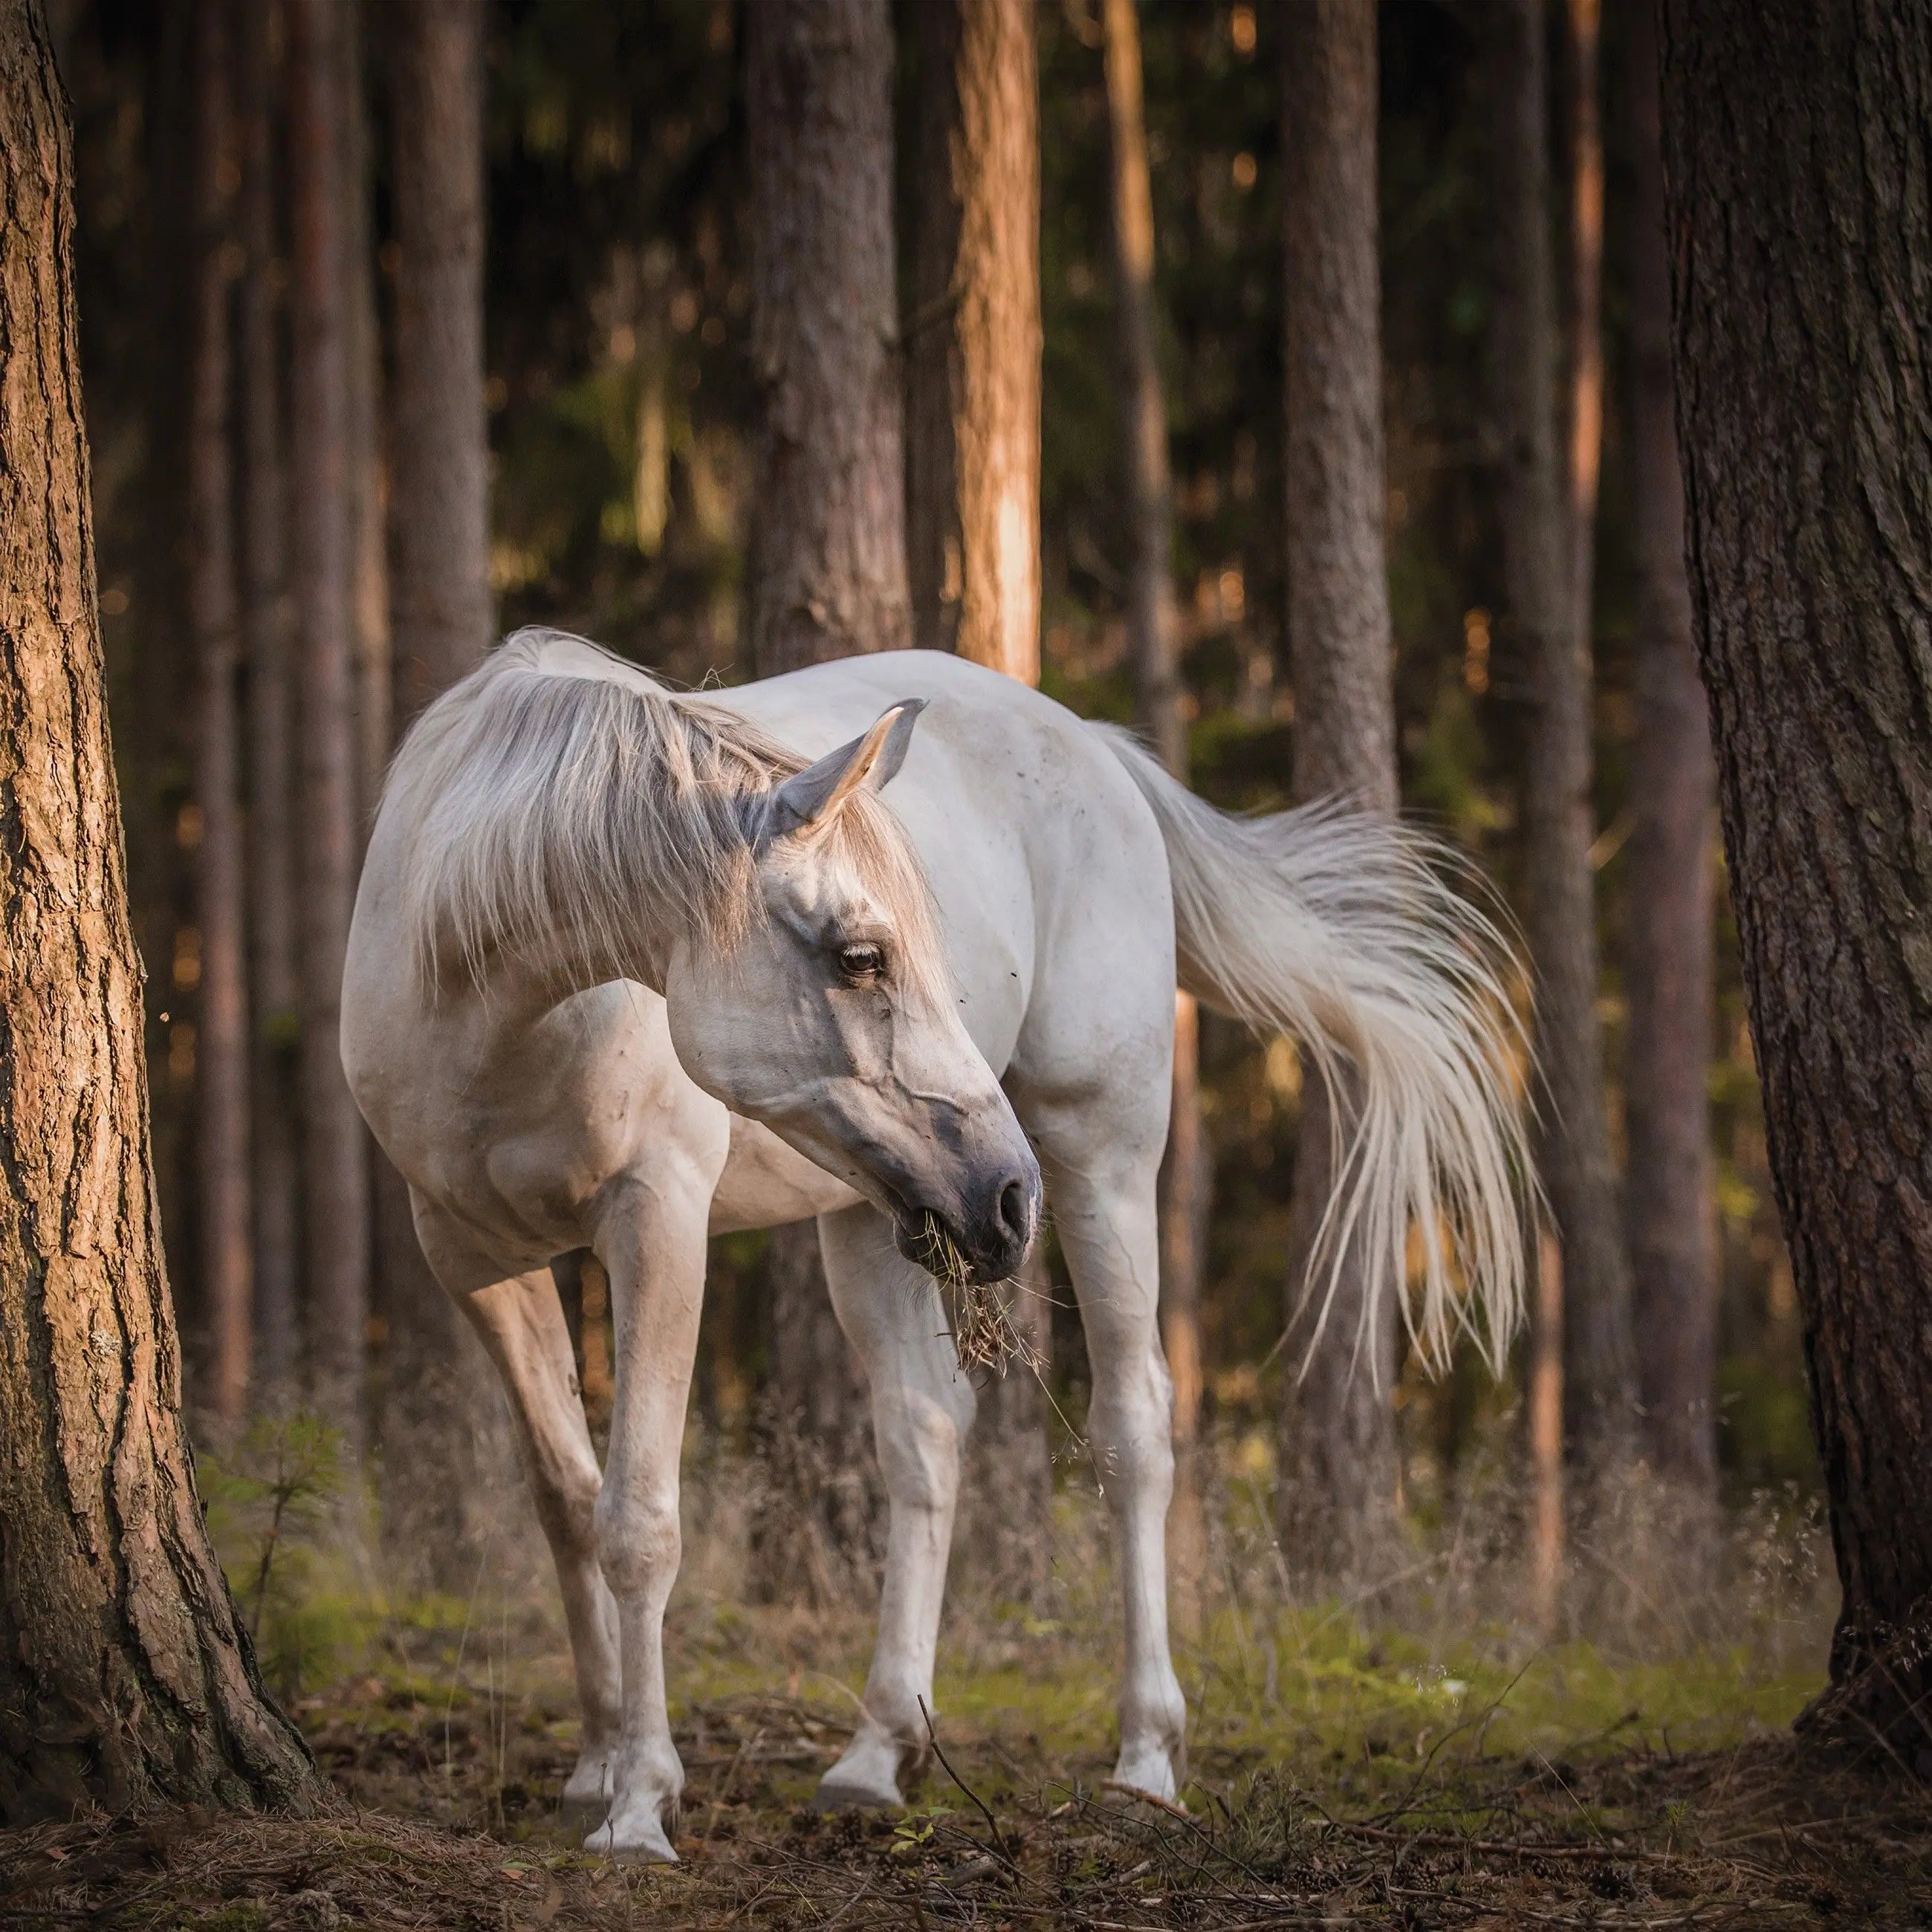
[665,701,1040,1287]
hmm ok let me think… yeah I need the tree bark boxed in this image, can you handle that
[341,0,386,820]
[1659,0,1932,1752]
[744,0,906,1600]
[0,0,315,1820]
[234,0,301,1403]
[1102,0,1206,1626]
[189,0,251,1430]
[379,0,513,1583]
[1275,0,1403,1586]
[288,0,369,1450]
[1491,0,1635,1476]
[389,0,488,725]
[905,0,1040,682]
[1623,0,1716,1492]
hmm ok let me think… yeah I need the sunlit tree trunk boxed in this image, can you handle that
[1659,0,1932,1751]
[234,0,301,1403]
[745,0,907,1599]
[1623,0,1716,1492]
[188,0,251,1430]
[906,0,1040,684]
[1492,0,1634,1482]
[0,0,316,1818]
[1275,0,1403,1587]
[288,0,369,1450]
[1101,0,1205,1627]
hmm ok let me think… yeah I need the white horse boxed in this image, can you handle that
[343,628,1528,1862]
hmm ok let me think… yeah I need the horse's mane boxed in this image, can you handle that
[384,628,947,1002]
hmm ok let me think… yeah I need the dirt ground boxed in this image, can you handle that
[4,1672,1930,1930]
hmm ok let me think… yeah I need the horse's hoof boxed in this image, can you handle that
[814,1734,906,1811]
[583,1814,678,1864]
[1106,1747,1183,1809]
[811,1775,903,1812]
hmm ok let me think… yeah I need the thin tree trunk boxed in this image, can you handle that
[744,0,907,1601]
[288,0,369,1451]
[1566,0,1603,643]
[0,0,316,1818]
[1659,0,1932,1751]
[378,0,510,1582]
[1491,0,1634,1478]
[389,0,488,722]
[342,0,386,819]
[1623,0,1716,1492]
[1102,0,1205,1628]
[1275,0,1403,1587]
[189,0,251,1431]
[234,0,301,1403]
[906,0,1040,683]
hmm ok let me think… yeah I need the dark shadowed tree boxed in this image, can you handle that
[288,0,369,1448]
[0,0,315,1820]
[744,0,907,1598]
[188,0,251,1429]
[1623,0,1715,1493]
[1101,0,1205,1626]
[1659,0,1932,1752]
[1491,0,1634,1478]
[233,0,300,1400]
[1275,0,1401,1583]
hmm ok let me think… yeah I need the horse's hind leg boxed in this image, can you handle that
[412,1206,622,1820]
[814,1202,976,1809]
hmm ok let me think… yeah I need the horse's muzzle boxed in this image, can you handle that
[894,1161,1040,1286]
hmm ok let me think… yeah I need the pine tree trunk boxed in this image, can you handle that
[1623,0,1716,1492]
[1275,0,1402,1586]
[341,0,387,820]
[0,0,316,1819]
[379,0,512,1583]
[234,0,301,1404]
[389,0,489,723]
[1491,0,1634,1477]
[288,0,369,1450]
[1102,0,1205,1627]
[1658,0,1932,1753]
[744,0,907,1600]
[905,0,1040,683]
[189,0,252,1430]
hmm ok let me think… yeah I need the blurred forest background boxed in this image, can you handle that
[49,0,1815,1611]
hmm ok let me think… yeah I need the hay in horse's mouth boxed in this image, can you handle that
[910,1213,1040,1376]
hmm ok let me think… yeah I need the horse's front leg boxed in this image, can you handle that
[814,1202,977,1809]
[580,1148,719,1864]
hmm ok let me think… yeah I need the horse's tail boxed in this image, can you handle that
[1092,724,1532,1375]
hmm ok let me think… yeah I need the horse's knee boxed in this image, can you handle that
[531,1461,600,1556]
[1087,1348,1176,1499]
[872,1385,970,1514]
[594,1488,682,1600]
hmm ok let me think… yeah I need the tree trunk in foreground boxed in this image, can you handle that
[1102,0,1205,1627]
[1623,0,1716,1494]
[380,0,512,1582]
[0,0,314,1820]
[288,0,369,1450]
[906,0,1041,683]
[1492,0,1634,1478]
[234,0,301,1401]
[1659,0,1932,1756]
[189,0,252,1430]
[1276,0,1403,1587]
[745,0,906,1600]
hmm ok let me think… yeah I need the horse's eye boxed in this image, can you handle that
[837,941,886,982]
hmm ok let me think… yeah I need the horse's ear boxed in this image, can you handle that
[761,699,926,843]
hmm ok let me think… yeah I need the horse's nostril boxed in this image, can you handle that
[999,1177,1031,1242]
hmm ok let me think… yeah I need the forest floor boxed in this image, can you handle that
[4,1597,1930,1929]
[4,1449,1928,1927]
